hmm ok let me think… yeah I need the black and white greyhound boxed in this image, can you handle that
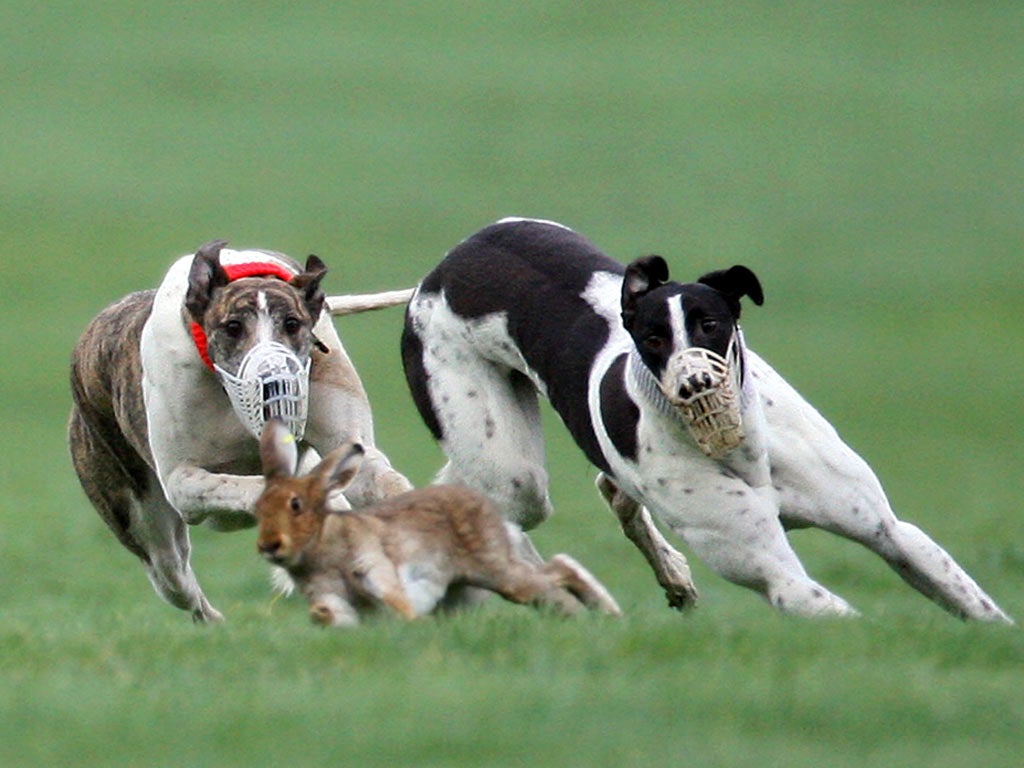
[401,217,1010,621]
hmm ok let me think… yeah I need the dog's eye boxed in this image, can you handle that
[289,496,302,515]
[283,316,302,335]
[644,336,667,352]
[224,320,244,338]
[700,318,719,334]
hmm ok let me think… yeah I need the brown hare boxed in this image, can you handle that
[254,420,622,627]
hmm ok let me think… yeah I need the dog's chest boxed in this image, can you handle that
[140,307,262,472]
[594,349,773,505]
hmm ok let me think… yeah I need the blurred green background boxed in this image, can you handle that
[2,2,1022,766]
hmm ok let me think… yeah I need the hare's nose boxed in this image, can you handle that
[258,536,283,557]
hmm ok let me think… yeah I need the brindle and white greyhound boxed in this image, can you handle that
[69,239,412,622]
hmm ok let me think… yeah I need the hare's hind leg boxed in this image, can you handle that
[351,555,419,620]
[478,561,584,617]
[543,554,622,616]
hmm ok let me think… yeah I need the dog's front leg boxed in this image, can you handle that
[340,446,415,506]
[305,325,414,505]
[163,465,264,530]
[596,473,699,610]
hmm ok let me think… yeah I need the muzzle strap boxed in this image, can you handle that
[190,321,216,372]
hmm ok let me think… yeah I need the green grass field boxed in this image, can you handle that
[3,2,1023,765]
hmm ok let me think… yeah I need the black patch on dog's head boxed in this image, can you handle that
[696,265,763,319]
[620,255,669,332]
[621,257,763,380]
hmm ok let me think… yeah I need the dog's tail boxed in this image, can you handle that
[325,288,414,316]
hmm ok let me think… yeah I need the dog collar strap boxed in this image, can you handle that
[190,321,216,371]
[627,349,685,424]
[190,261,297,372]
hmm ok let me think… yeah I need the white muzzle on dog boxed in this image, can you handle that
[214,341,311,440]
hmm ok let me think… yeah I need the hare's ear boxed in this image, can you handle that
[260,419,299,479]
[312,442,365,493]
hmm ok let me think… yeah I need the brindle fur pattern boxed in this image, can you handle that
[69,290,157,561]
[254,420,621,626]
[69,240,412,622]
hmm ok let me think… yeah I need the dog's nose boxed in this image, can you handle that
[679,372,713,400]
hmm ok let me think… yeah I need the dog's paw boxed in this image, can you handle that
[665,582,700,611]
[191,599,225,624]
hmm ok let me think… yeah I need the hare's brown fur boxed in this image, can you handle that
[254,421,620,626]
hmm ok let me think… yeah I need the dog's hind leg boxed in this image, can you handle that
[596,474,699,610]
[69,324,223,623]
[404,306,552,569]
[70,412,222,622]
[426,361,554,535]
[69,407,152,564]
[132,489,224,623]
[776,451,1012,623]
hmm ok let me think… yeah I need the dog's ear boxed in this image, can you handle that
[291,254,328,320]
[697,265,764,318]
[621,255,670,331]
[260,418,299,479]
[185,239,231,323]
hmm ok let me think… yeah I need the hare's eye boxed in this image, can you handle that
[289,496,302,515]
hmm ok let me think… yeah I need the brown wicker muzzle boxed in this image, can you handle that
[661,334,744,458]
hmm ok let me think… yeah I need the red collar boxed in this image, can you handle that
[189,261,295,372]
